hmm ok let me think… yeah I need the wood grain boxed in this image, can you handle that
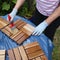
[28,50,44,59]
[8,42,47,60]
[18,46,28,60]
[8,50,15,60]
[13,32,24,41]
[13,48,21,60]
[0,17,35,44]
[17,22,26,30]
[17,34,29,44]
[35,57,41,60]
[41,55,47,60]
[21,24,34,35]
[24,42,39,49]
[0,50,5,60]
[26,45,41,54]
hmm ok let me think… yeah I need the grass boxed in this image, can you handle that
[53,28,60,60]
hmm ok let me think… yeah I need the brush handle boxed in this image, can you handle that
[8,15,15,28]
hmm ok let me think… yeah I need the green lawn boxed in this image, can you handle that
[53,29,60,60]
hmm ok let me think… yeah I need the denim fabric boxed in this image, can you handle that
[0,15,54,60]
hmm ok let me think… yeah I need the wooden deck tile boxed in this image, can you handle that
[0,17,35,44]
[8,42,47,60]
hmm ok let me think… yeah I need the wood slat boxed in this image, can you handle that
[28,50,44,59]
[0,55,5,60]
[25,24,35,31]
[11,30,22,39]
[11,28,19,35]
[17,22,26,30]
[0,17,19,35]
[30,59,35,60]
[0,50,5,60]
[21,24,34,36]
[0,18,13,34]
[41,55,47,60]
[24,42,39,49]
[14,20,24,28]
[0,50,5,55]
[26,45,41,54]
[18,46,28,60]
[14,20,22,25]
[8,48,22,60]
[35,57,41,60]
[13,48,22,60]
[0,17,8,24]
[17,34,29,44]
[8,50,15,60]
[0,22,7,30]
[14,32,24,41]
[4,26,13,34]
[1,24,13,35]
[2,28,11,36]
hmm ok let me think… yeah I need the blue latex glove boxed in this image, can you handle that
[7,8,17,22]
[32,20,48,35]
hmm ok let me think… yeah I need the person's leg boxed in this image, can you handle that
[29,8,48,26]
[44,17,60,41]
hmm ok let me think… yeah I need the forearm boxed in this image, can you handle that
[45,6,60,25]
[14,0,25,10]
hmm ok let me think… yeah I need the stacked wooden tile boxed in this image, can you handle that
[0,17,34,44]
[8,42,47,60]
[0,50,5,60]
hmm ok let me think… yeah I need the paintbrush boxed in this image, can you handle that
[8,15,18,34]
